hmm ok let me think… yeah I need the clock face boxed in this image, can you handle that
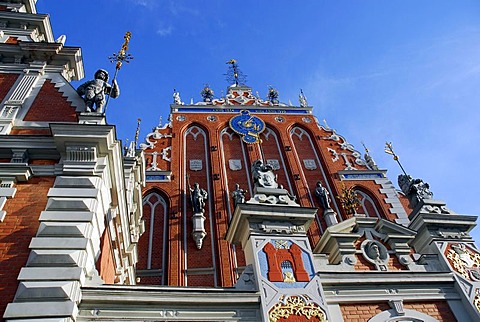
[229,110,266,144]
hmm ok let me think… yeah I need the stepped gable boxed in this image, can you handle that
[0,74,20,103]
[23,79,77,122]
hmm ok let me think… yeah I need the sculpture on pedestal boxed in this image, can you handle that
[314,181,331,210]
[190,182,208,214]
[398,174,433,209]
[232,183,247,208]
[77,69,119,113]
[252,160,278,189]
[188,182,208,249]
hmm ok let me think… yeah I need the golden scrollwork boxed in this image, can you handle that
[269,295,327,322]
[445,243,480,280]
[474,289,480,313]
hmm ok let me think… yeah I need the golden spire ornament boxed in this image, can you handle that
[337,182,361,216]
[104,31,133,113]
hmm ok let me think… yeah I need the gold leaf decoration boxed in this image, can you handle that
[269,295,327,322]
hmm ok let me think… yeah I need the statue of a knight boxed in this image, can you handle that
[77,69,120,113]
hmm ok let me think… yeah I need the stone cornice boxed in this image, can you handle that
[0,11,53,41]
[0,163,32,181]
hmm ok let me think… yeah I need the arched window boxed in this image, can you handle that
[137,191,168,285]
[356,190,382,218]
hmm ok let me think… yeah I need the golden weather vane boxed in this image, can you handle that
[225,59,246,86]
[384,141,408,176]
[105,32,134,113]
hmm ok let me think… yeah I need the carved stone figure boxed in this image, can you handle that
[231,183,247,207]
[398,174,433,209]
[298,89,308,108]
[190,182,208,214]
[364,153,379,170]
[173,89,183,105]
[77,69,119,113]
[252,159,278,188]
[314,181,331,210]
[363,240,389,268]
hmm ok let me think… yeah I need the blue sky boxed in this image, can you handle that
[37,1,480,242]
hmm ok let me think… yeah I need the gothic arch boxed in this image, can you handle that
[353,186,384,219]
[182,123,218,287]
[139,190,169,285]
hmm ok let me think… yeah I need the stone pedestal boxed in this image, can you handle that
[226,202,331,322]
[192,212,206,249]
[323,208,338,227]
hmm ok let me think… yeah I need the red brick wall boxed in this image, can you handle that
[404,301,457,321]
[5,37,18,44]
[0,177,54,318]
[23,80,78,122]
[0,73,19,103]
[9,129,52,135]
[96,229,116,284]
[340,301,456,321]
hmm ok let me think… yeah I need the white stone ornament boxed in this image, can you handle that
[189,159,203,171]
[229,159,242,171]
[303,159,316,170]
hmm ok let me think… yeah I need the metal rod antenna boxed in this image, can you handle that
[384,142,408,176]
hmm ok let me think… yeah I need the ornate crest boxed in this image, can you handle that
[252,160,278,189]
[303,159,317,170]
[189,159,203,171]
[228,159,242,171]
[446,243,480,281]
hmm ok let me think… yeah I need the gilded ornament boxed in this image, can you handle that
[337,183,361,216]
[269,295,327,322]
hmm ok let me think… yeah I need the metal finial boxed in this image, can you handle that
[225,59,246,86]
[361,141,369,154]
[105,32,133,113]
[109,31,134,71]
[384,142,408,175]
[134,118,141,144]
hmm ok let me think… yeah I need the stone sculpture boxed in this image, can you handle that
[77,69,119,113]
[252,160,278,189]
[398,174,433,209]
[314,181,331,210]
[232,183,247,208]
[190,182,208,214]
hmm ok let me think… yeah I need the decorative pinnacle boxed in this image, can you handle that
[361,141,369,154]
[134,118,141,145]
[225,59,246,86]
[109,31,133,70]
[384,141,408,175]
